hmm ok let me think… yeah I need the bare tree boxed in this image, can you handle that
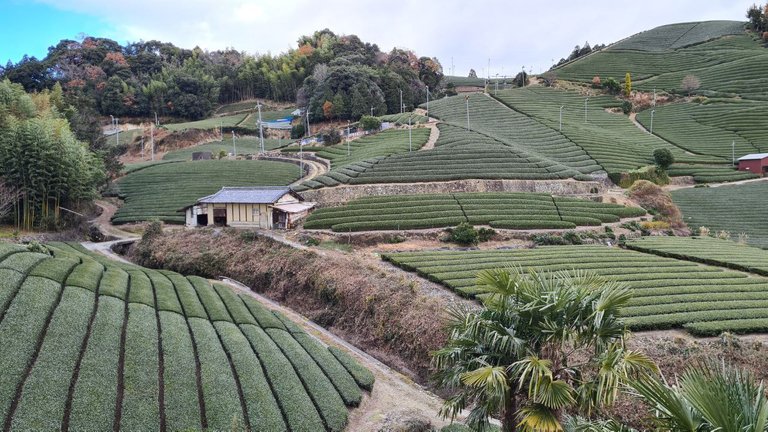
[681,75,701,96]
[0,181,21,221]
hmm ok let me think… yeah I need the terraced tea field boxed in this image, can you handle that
[626,236,768,275]
[304,192,645,231]
[383,245,768,335]
[315,128,431,168]
[163,137,289,160]
[163,113,249,132]
[427,93,602,174]
[556,21,768,100]
[666,163,758,183]
[636,101,768,160]
[379,112,429,125]
[492,87,720,173]
[672,181,768,249]
[0,242,372,431]
[112,160,301,224]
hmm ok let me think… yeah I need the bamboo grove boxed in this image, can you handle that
[0,79,105,230]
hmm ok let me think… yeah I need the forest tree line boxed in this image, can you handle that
[0,29,443,122]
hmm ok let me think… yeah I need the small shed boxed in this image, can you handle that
[737,153,768,176]
[182,186,314,229]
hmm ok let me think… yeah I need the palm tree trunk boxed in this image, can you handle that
[502,394,517,432]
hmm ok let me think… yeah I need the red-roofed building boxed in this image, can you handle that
[737,153,768,177]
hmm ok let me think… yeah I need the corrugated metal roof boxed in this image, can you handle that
[198,186,293,204]
[738,153,768,161]
[272,202,315,213]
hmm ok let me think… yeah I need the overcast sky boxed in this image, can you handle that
[1,0,752,76]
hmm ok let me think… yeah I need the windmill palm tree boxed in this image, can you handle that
[432,267,656,432]
[628,361,768,432]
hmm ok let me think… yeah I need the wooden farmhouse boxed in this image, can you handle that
[737,153,768,176]
[182,186,314,229]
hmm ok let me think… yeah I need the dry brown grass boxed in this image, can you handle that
[132,228,449,383]
[628,180,686,230]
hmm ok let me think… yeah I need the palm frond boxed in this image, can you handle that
[517,403,564,432]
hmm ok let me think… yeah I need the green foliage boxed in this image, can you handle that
[603,77,621,94]
[120,303,160,431]
[359,115,381,131]
[653,148,675,170]
[291,123,305,139]
[621,100,632,114]
[609,166,669,188]
[444,222,480,245]
[432,268,656,431]
[159,311,202,430]
[0,79,105,230]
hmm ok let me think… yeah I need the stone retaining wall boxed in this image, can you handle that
[299,179,605,206]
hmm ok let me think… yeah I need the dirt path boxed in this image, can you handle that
[665,176,768,192]
[93,200,141,240]
[219,277,460,431]
[418,120,440,151]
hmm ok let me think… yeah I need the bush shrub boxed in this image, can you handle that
[359,115,381,131]
[445,222,481,246]
[621,100,633,114]
[603,77,620,94]
[653,148,675,170]
[290,123,305,139]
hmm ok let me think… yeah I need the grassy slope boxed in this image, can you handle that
[112,160,301,224]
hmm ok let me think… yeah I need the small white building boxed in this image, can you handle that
[182,186,315,229]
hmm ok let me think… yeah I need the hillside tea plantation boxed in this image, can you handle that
[626,236,768,276]
[303,192,645,231]
[672,181,768,249]
[383,245,768,335]
[636,101,768,161]
[0,242,372,431]
[163,137,288,160]
[427,93,602,174]
[492,87,721,173]
[111,160,301,224]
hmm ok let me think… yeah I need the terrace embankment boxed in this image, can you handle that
[130,228,462,384]
[300,178,605,205]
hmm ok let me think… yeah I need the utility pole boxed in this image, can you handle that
[370,106,374,117]
[426,86,429,120]
[305,107,310,138]
[487,58,490,81]
[257,102,265,154]
[346,121,351,156]
[399,89,403,114]
[465,95,471,132]
[559,105,564,131]
[154,111,159,126]
[115,118,119,147]
[584,98,589,123]
[653,88,656,107]
[732,140,735,166]
[232,131,236,157]
[150,123,155,161]
[140,135,144,159]
[408,113,413,152]
[650,110,655,134]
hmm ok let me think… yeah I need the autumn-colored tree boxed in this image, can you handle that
[681,75,701,96]
[624,72,632,97]
[591,75,601,88]
[322,100,334,119]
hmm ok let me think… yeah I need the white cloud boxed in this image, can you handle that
[33,0,751,76]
